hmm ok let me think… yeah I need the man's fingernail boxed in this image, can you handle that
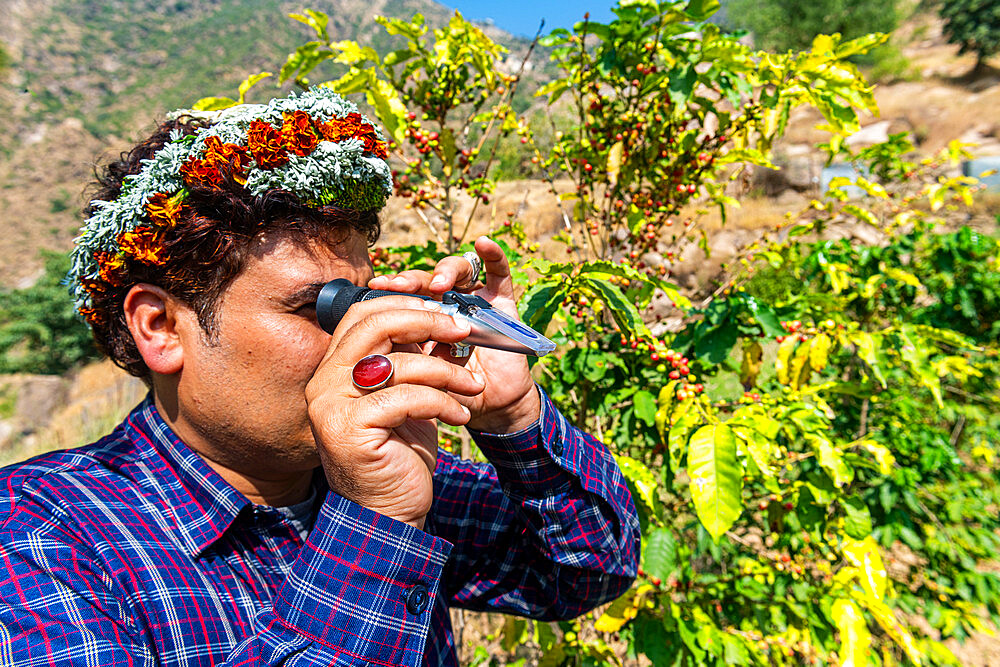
[422,300,441,311]
[430,275,446,288]
[473,372,486,385]
[461,405,471,416]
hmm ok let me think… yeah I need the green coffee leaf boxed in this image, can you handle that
[643,528,678,581]
[687,424,743,542]
[633,390,658,427]
[842,496,873,539]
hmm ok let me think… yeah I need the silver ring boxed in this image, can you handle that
[457,251,482,289]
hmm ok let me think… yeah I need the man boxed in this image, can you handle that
[0,88,638,665]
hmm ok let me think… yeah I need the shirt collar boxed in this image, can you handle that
[124,396,252,558]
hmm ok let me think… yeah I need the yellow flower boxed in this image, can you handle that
[119,227,167,265]
[145,191,187,228]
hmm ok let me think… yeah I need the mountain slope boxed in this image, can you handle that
[0,0,528,286]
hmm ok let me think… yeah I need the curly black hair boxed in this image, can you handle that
[84,118,381,380]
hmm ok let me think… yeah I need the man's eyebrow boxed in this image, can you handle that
[280,282,329,307]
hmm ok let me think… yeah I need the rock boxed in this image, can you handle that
[15,376,69,436]
[752,144,822,195]
[0,420,13,449]
[848,223,885,246]
[775,189,809,209]
[14,267,44,290]
[821,163,868,198]
[709,229,751,259]
[963,157,1000,191]
[650,316,686,337]
[845,120,892,147]
[969,77,1000,94]
[641,251,665,268]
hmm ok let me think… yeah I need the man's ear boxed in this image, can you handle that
[123,284,186,375]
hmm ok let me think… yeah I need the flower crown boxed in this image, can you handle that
[67,87,393,318]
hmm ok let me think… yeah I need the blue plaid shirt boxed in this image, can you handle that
[0,389,638,665]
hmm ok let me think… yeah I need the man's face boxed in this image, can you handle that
[165,230,373,478]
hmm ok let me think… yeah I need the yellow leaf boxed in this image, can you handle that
[843,536,887,600]
[860,596,923,666]
[594,585,653,633]
[812,34,837,55]
[775,335,799,385]
[237,72,272,103]
[860,440,895,475]
[856,177,889,199]
[192,96,238,111]
[739,341,763,388]
[594,598,636,632]
[848,331,886,388]
[607,141,624,187]
[883,267,922,289]
[832,599,871,667]
[861,274,882,299]
[809,333,831,373]
[790,341,812,390]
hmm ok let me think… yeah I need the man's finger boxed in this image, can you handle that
[364,352,485,397]
[474,236,513,297]
[428,253,481,294]
[370,254,480,296]
[367,270,430,294]
[357,384,474,429]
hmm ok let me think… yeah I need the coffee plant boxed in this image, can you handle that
[203,1,999,664]
[266,9,533,253]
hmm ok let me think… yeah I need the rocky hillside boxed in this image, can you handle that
[0,0,535,287]
[0,2,996,290]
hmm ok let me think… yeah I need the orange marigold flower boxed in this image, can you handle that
[318,113,388,159]
[361,132,389,160]
[180,157,224,191]
[202,136,251,182]
[318,112,366,142]
[280,110,320,157]
[145,191,187,228]
[247,120,289,169]
[79,278,106,297]
[119,227,167,266]
[94,251,126,286]
[78,306,104,326]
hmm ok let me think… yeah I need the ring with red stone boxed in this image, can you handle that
[351,354,394,391]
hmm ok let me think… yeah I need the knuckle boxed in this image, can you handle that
[365,387,396,412]
[356,311,392,336]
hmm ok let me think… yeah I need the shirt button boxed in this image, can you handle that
[552,442,564,457]
[405,584,429,614]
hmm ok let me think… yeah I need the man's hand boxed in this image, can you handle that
[305,296,486,529]
[367,236,541,434]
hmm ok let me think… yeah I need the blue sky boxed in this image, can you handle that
[441,2,616,38]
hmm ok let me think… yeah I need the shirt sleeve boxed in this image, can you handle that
[425,385,640,620]
[0,492,452,667]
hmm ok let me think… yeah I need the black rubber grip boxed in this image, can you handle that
[315,278,429,334]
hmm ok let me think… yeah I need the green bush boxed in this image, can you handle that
[727,0,900,53]
[940,0,1000,72]
[0,252,100,374]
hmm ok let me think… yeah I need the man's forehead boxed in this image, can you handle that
[241,233,370,291]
